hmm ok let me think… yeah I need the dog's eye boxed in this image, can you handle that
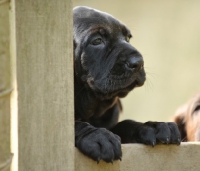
[125,35,132,42]
[194,105,200,113]
[92,38,103,45]
[125,36,130,42]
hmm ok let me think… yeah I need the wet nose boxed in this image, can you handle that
[125,56,144,71]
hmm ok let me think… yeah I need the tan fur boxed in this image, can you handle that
[173,93,200,141]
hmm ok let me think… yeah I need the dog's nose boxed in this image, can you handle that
[125,56,144,71]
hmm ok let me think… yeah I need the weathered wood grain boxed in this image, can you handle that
[0,2,11,171]
[10,0,74,170]
[75,143,200,171]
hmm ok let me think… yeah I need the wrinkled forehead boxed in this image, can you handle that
[73,6,130,39]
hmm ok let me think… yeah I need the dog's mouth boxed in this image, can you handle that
[87,70,146,99]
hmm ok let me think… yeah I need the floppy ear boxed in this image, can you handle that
[173,105,187,141]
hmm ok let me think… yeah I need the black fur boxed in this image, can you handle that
[73,6,181,163]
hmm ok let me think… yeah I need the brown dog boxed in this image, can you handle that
[173,92,200,141]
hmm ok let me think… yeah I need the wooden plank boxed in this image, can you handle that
[10,0,74,170]
[75,143,200,171]
[0,2,12,171]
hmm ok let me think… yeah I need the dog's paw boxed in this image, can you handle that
[111,120,181,146]
[75,125,122,163]
[138,121,181,146]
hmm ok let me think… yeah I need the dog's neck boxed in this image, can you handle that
[75,79,117,120]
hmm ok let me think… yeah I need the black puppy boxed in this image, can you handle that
[73,6,180,163]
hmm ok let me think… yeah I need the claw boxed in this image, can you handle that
[97,157,101,164]
[151,141,155,147]
[166,137,169,144]
[119,156,122,161]
[177,138,181,145]
[111,160,113,164]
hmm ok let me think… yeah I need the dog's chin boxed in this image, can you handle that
[88,75,145,100]
[117,80,145,97]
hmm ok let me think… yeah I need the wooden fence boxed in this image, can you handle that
[0,0,200,171]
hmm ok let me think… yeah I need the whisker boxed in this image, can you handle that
[146,72,157,79]
[144,67,157,78]
[144,75,154,92]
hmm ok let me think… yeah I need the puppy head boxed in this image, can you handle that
[73,6,146,99]
[173,93,200,141]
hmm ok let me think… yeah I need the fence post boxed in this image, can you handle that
[0,1,12,171]
[10,0,74,170]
